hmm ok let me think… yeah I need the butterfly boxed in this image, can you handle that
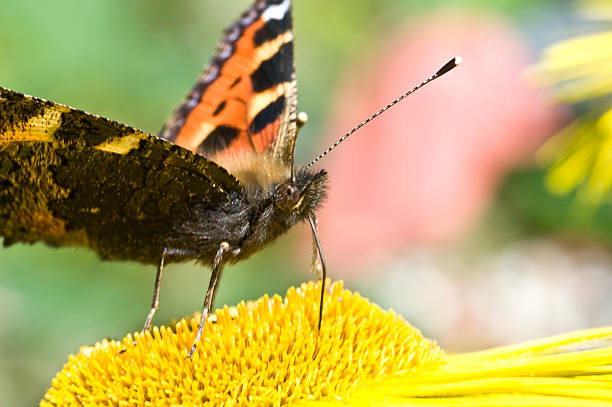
[0,0,459,357]
[0,0,328,356]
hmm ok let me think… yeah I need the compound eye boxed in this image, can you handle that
[283,183,299,202]
[278,182,300,209]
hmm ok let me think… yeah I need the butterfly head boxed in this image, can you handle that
[274,167,327,219]
[234,166,326,260]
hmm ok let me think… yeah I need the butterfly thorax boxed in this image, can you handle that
[216,154,291,196]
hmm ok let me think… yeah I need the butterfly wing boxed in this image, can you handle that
[159,0,298,171]
[0,87,242,264]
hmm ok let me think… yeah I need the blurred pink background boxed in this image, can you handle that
[316,12,564,269]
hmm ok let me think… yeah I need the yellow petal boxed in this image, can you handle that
[532,0,612,205]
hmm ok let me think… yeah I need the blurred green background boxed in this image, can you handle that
[4,0,612,405]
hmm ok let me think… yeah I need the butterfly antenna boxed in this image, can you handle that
[305,56,462,170]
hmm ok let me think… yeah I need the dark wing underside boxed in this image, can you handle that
[159,0,298,170]
[0,87,242,264]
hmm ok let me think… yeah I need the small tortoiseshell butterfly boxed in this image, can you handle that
[0,0,459,356]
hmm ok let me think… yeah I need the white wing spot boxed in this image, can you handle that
[186,97,199,109]
[203,65,219,83]
[227,27,241,42]
[241,9,258,26]
[219,43,233,60]
[262,0,290,21]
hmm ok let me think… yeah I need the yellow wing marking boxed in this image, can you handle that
[0,106,69,144]
[95,134,143,155]
[253,31,293,65]
[248,82,290,122]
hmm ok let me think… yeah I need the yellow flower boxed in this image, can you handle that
[41,281,612,406]
[533,0,612,205]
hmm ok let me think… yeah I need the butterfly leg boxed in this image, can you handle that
[141,248,168,334]
[308,216,327,330]
[309,215,323,280]
[186,241,230,358]
[141,247,196,334]
[119,248,191,353]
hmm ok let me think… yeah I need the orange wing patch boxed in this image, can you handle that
[160,0,297,166]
